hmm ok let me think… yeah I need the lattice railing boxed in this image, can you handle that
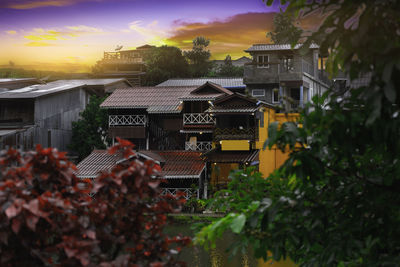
[213,127,256,140]
[161,188,199,200]
[183,113,216,125]
[109,115,147,126]
[185,141,212,151]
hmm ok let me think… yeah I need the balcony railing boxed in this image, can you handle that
[213,128,256,141]
[183,113,216,125]
[109,115,147,127]
[161,188,199,200]
[279,59,314,76]
[185,141,212,151]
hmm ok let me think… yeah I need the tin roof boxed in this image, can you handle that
[100,86,196,113]
[245,43,319,52]
[156,78,245,88]
[75,150,123,178]
[0,79,129,99]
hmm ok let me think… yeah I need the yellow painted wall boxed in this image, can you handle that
[221,140,250,151]
[257,108,300,178]
[210,163,239,186]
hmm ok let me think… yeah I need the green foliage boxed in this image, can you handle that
[184,36,212,77]
[207,167,269,213]
[143,45,190,85]
[69,95,108,161]
[197,0,400,266]
[214,55,244,77]
[267,10,303,45]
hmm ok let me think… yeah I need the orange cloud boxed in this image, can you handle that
[0,0,102,9]
[167,12,275,59]
[167,12,324,59]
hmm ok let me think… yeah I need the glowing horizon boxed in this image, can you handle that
[0,0,284,72]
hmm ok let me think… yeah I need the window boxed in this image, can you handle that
[252,89,265,97]
[272,88,279,103]
[282,56,294,71]
[257,55,269,68]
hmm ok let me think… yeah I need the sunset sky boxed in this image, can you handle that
[0,0,287,72]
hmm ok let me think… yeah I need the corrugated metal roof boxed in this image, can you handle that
[101,86,196,113]
[0,78,39,83]
[0,78,128,99]
[75,150,123,178]
[245,43,319,52]
[156,78,245,88]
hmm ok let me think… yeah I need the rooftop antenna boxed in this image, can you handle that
[115,45,123,51]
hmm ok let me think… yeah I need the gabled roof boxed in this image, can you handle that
[100,86,196,113]
[156,77,245,88]
[190,81,233,95]
[245,43,319,52]
[179,81,233,101]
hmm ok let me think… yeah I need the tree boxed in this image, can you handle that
[69,95,109,161]
[216,55,244,77]
[0,139,190,266]
[196,0,400,266]
[267,10,303,45]
[184,36,212,77]
[143,46,190,86]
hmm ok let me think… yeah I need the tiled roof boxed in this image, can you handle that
[203,149,259,163]
[142,151,205,178]
[205,106,259,113]
[179,93,224,101]
[100,86,195,113]
[245,43,319,52]
[156,78,245,88]
[75,150,123,178]
[76,149,205,179]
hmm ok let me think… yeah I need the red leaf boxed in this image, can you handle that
[11,218,21,234]
[5,204,20,219]
[26,215,39,231]
[144,251,151,256]
[23,199,40,217]
[85,230,96,240]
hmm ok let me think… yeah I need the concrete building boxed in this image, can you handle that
[244,43,331,111]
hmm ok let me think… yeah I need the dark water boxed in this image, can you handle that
[166,223,296,267]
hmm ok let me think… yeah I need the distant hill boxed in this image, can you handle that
[0,68,91,81]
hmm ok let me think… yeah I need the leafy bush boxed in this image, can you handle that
[0,138,190,266]
[206,167,269,213]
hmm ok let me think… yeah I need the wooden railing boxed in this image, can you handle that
[161,188,199,200]
[185,141,212,151]
[109,115,147,126]
[183,113,216,125]
[213,128,256,141]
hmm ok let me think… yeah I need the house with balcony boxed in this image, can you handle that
[94,44,155,86]
[244,43,331,111]
[201,93,271,188]
[100,81,234,152]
